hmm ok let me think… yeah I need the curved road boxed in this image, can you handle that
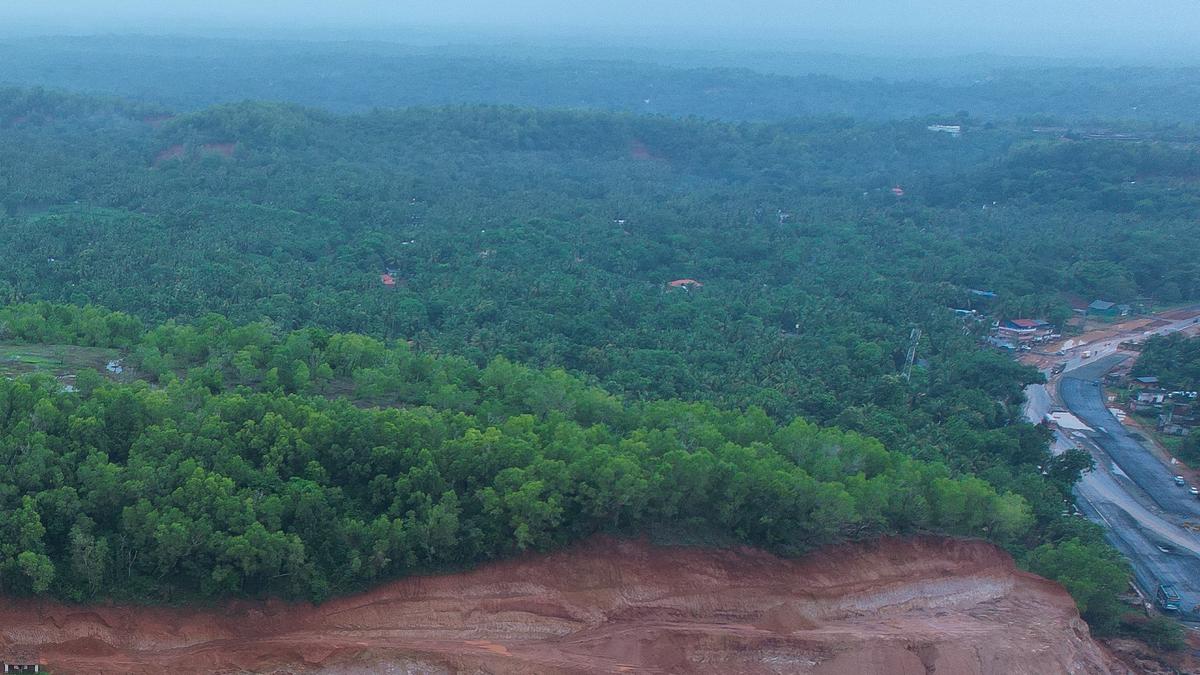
[1055,353,1200,617]
[1077,491,1200,616]
[1060,355,1200,521]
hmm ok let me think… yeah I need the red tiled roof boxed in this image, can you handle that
[380,274,396,286]
[668,279,703,288]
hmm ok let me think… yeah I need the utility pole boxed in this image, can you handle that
[903,327,922,381]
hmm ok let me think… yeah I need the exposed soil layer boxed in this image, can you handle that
[0,536,1124,674]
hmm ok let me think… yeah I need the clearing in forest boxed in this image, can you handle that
[0,343,126,380]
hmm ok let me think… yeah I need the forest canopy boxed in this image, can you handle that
[2,89,1198,429]
[1134,334,1200,392]
[0,303,1040,603]
[0,85,1184,633]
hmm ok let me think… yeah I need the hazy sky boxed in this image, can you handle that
[5,0,1199,60]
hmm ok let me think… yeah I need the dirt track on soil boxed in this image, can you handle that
[0,536,1123,674]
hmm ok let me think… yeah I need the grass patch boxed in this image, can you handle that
[0,343,125,380]
[1132,416,1200,467]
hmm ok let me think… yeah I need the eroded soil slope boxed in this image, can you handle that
[0,536,1123,674]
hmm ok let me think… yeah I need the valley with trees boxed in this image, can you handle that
[2,27,1200,672]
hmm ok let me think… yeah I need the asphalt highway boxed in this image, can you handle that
[1077,492,1200,616]
[1056,354,1200,618]
[1060,355,1200,520]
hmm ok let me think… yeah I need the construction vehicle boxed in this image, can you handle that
[1156,584,1182,612]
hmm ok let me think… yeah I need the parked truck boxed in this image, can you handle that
[1081,350,1092,359]
[1157,583,1182,612]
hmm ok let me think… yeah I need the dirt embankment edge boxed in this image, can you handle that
[0,535,1128,674]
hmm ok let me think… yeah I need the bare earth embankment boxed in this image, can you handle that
[0,536,1123,674]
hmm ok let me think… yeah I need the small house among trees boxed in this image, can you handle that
[1160,402,1198,436]
[1136,389,1167,405]
[1088,300,1118,317]
[996,318,1053,342]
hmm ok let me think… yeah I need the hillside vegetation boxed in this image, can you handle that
[1135,334,1200,392]
[1,87,1195,634]
[0,303,1042,603]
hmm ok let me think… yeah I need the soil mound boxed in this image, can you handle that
[0,536,1124,673]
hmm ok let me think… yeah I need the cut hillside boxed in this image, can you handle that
[0,536,1122,674]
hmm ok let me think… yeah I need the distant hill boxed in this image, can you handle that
[3,36,1200,123]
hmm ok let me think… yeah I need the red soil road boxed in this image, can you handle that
[0,536,1123,674]
[629,139,667,162]
[201,142,237,158]
[152,142,236,167]
[141,114,176,128]
[1158,307,1200,322]
[153,144,186,166]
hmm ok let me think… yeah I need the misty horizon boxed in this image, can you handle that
[3,0,1200,64]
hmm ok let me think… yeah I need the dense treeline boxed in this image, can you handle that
[1134,334,1200,391]
[0,304,1040,603]
[0,301,1056,483]
[0,86,1190,634]
[0,303,1133,631]
[1133,333,1200,465]
[6,36,1200,123]
[3,91,1198,430]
